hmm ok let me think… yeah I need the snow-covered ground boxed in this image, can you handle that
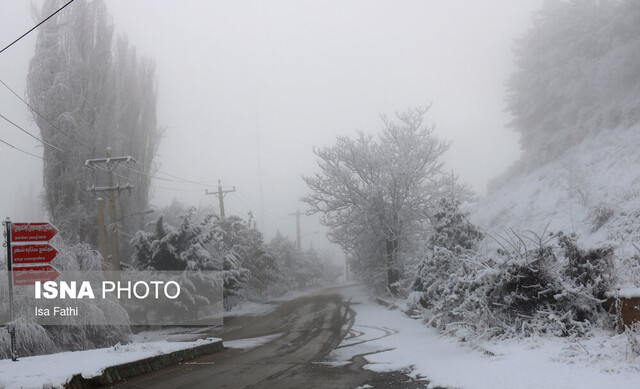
[0,338,221,389]
[471,123,640,284]
[332,285,640,389]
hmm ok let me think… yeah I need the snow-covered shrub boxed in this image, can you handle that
[413,227,618,339]
[0,318,55,359]
[429,198,484,254]
[210,215,271,302]
[588,203,615,232]
[411,198,484,327]
[220,253,247,310]
[132,209,247,310]
[132,210,220,271]
[485,243,560,319]
[131,208,338,310]
[624,324,640,357]
[0,240,130,359]
[558,232,614,300]
[477,232,615,337]
[130,209,325,310]
[412,198,482,296]
[410,246,475,329]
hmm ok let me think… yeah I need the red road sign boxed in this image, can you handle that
[11,223,58,242]
[11,244,58,265]
[12,265,60,286]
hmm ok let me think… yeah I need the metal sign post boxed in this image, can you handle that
[3,218,17,361]
[3,220,59,361]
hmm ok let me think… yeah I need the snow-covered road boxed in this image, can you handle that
[2,284,639,389]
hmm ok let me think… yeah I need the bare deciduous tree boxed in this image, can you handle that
[304,107,450,295]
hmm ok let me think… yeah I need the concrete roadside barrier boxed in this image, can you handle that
[64,340,224,388]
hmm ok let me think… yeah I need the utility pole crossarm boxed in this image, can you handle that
[205,180,236,218]
[85,155,136,166]
[86,184,135,193]
[84,147,138,272]
[84,156,138,173]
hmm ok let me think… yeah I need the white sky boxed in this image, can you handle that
[0,0,541,254]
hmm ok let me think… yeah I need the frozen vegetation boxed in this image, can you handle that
[0,240,130,359]
[305,0,640,374]
[4,0,640,387]
[131,203,343,311]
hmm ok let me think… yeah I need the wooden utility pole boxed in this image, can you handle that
[85,147,136,271]
[96,197,108,269]
[290,209,302,250]
[206,180,235,218]
[345,255,350,282]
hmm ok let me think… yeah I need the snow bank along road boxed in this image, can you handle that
[113,286,427,388]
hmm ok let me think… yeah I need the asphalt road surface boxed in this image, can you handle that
[112,287,431,388]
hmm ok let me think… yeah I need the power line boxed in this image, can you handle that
[124,164,202,185]
[1,78,221,188]
[0,0,76,55]
[126,164,219,187]
[114,167,202,193]
[236,189,287,219]
[0,137,43,160]
[0,113,64,152]
[154,169,218,186]
[0,79,221,186]
[0,78,93,152]
[150,184,204,192]
[117,229,136,239]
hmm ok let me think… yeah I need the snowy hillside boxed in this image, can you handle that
[470,123,640,284]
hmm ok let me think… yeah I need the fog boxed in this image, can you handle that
[0,0,541,254]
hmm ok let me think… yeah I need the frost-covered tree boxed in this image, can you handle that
[267,232,339,289]
[412,198,483,313]
[317,248,344,285]
[294,246,324,288]
[428,197,483,254]
[133,210,289,309]
[269,232,297,275]
[268,231,303,289]
[159,198,190,228]
[131,210,218,271]
[209,215,271,302]
[504,0,640,173]
[221,252,250,310]
[304,107,450,295]
[27,0,161,244]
